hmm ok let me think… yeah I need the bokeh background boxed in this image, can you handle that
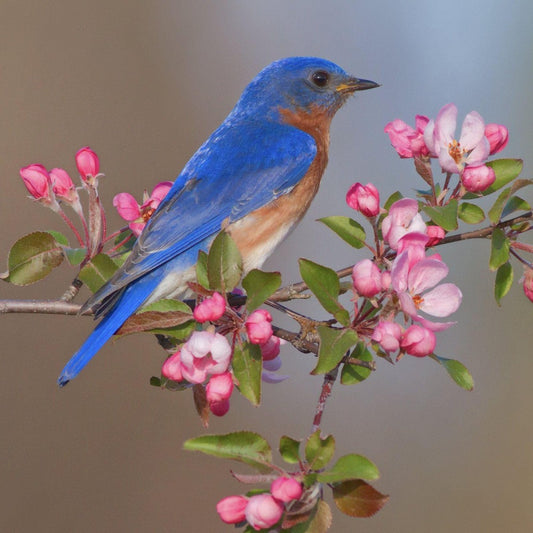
[1,1,532,531]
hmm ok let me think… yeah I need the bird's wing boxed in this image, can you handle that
[84,120,316,311]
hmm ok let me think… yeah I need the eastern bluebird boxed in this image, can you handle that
[58,57,379,386]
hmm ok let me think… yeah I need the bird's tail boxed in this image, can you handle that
[57,275,160,387]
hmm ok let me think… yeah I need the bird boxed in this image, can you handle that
[58,56,379,386]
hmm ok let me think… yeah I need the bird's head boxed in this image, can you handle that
[232,57,379,121]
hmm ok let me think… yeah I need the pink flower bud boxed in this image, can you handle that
[400,325,436,357]
[161,350,184,382]
[426,225,445,247]
[50,167,79,204]
[522,268,533,303]
[461,164,496,193]
[352,259,382,298]
[245,309,273,345]
[216,495,248,524]
[485,123,509,155]
[193,292,226,323]
[245,493,284,530]
[20,164,52,201]
[206,372,234,403]
[381,270,391,290]
[260,335,281,361]
[384,116,430,158]
[75,146,99,181]
[346,182,380,217]
[271,477,303,503]
[371,320,402,354]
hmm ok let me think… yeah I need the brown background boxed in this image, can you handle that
[1,1,532,532]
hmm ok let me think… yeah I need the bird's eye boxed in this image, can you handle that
[310,70,330,88]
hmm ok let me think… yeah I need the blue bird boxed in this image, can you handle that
[58,57,379,386]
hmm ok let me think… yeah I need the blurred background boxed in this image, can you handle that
[1,1,532,531]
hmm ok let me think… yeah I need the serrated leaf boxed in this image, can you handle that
[196,250,209,288]
[489,227,510,271]
[501,195,531,219]
[318,216,366,249]
[279,435,301,464]
[332,480,389,518]
[312,326,358,375]
[242,269,282,312]
[495,261,513,305]
[78,253,119,292]
[488,179,533,223]
[463,159,523,200]
[232,341,262,406]
[340,343,373,385]
[2,231,64,285]
[183,431,273,473]
[317,454,380,483]
[299,259,350,326]
[429,354,474,391]
[422,199,458,231]
[207,231,243,292]
[305,430,335,471]
[457,202,485,224]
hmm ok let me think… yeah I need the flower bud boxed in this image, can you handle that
[346,182,380,217]
[260,335,281,361]
[522,268,533,303]
[206,372,234,403]
[245,309,273,345]
[426,225,445,247]
[50,167,79,204]
[352,259,382,298]
[400,325,436,357]
[371,320,402,354]
[245,493,284,530]
[75,146,99,181]
[20,164,52,201]
[271,477,303,503]
[193,292,226,323]
[485,123,509,155]
[216,495,248,524]
[461,164,496,193]
[161,351,184,382]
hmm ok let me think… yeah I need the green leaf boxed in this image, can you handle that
[64,247,86,265]
[422,199,458,231]
[46,230,69,246]
[429,354,474,391]
[332,480,389,518]
[242,269,282,312]
[232,341,262,406]
[383,190,403,211]
[464,158,523,199]
[207,231,243,292]
[501,195,531,219]
[195,250,209,289]
[78,253,119,292]
[318,216,366,249]
[1,231,64,285]
[340,343,373,385]
[299,259,350,326]
[494,262,513,305]
[305,430,335,471]
[282,500,332,533]
[488,179,533,224]
[317,453,380,483]
[279,436,301,465]
[312,326,358,375]
[457,202,485,224]
[489,227,510,271]
[183,431,273,473]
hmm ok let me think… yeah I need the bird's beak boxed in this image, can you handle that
[336,77,381,94]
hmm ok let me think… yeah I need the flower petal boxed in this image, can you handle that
[419,283,462,317]
[408,258,449,294]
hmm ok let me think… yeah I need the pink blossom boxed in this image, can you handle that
[245,309,273,345]
[381,198,427,250]
[424,103,489,174]
[346,182,380,217]
[50,167,80,205]
[352,259,382,298]
[522,268,533,303]
[397,232,429,269]
[384,115,430,158]
[371,320,403,354]
[161,350,184,382]
[260,335,281,361]
[381,270,391,290]
[193,292,226,323]
[20,164,55,204]
[271,477,303,503]
[179,330,232,384]
[75,146,100,182]
[245,493,284,531]
[401,325,436,357]
[113,181,173,236]
[426,225,445,247]
[206,371,234,416]
[216,495,248,524]
[461,164,496,193]
[485,123,509,155]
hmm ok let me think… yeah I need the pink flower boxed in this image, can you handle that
[245,309,273,345]
[216,495,248,524]
[245,494,284,531]
[461,164,496,193]
[206,371,234,417]
[50,167,80,205]
[194,292,226,323]
[75,146,100,182]
[401,325,436,357]
[352,259,382,298]
[485,123,509,155]
[426,225,445,247]
[384,115,430,158]
[179,330,232,384]
[397,232,429,269]
[424,103,489,174]
[522,268,533,303]
[371,320,403,354]
[346,182,380,217]
[381,198,427,250]
[271,477,303,503]
[20,164,55,204]
[161,350,184,382]
[260,335,282,361]
[113,181,173,236]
